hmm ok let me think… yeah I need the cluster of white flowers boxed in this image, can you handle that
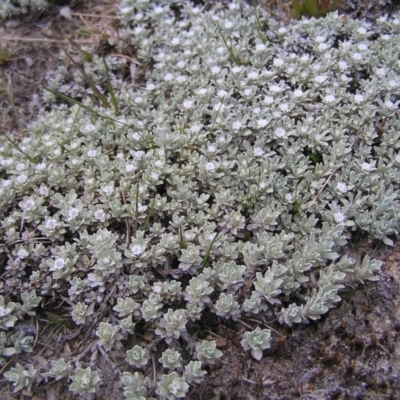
[1,0,399,397]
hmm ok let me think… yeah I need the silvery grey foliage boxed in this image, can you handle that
[160,349,182,370]
[0,0,49,18]
[4,363,38,393]
[1,0,398,396]
[195,340,223,365]
[241,327,272,361]
[184,361,207,385]
[126,345,149,368]
[49,358,73,381]
[122,371,154,400]
[95,322,123,351]
[155,309,187,343]
[156,371,189,400]
[69,364,101,399]
[0,296,18,330]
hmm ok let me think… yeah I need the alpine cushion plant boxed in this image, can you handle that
[1,0,400,397]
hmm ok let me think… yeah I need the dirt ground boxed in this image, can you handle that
[1,1,400,399]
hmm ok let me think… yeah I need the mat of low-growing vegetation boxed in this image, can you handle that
[1,0,400,399]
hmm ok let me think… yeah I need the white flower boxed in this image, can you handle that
[134,96,143,104]
[164,73,174,82]
[53,258,65,270]
[244,88,252,96]
[279,103,290,112]
[183,99,194,109]
[224,20,233,29]
[16,174,27,184]
[38,184,49,196]
[315,75,328,83]
[171,37,180,46]
[130,244,144,256]
[190,124,202,134]
[311,181,320,189]
[231,66,242,74]
[102,185,114,195]
[254,147,264,157]
[68,208,79,220]
[384,100,394,108]
[17,249,29,259]
[87,149,97,158]
[336,182,347,193]
[217,89,228,98]
[357,26,367,35]
[270,84,283,93]
[293,89,303,98]
[248,71,258,80]
[354,94,365,103]
[125,164,135,173]
[176,75,187,84]
[255,43,266,52]
[207,144,217,153]
[333,212,346,223]
[352,52,363,61]
[273,58,284,67]
[16,163,25,171]
[82,123,95,133]
[196,88,208,96]
[318,43,329,51]
[210,66,221,75]
[358,43,368,51]
[361,162,375,172]
[285,193,293,202]
[323,94,336,103]
[205,162,216,171]
[213,102,226,112]
[45,218,58,230]
[21,198,35,211]
[257,119,268,129]
[376,68,386,77]
[232,121,242,130]
[94,209,106,222]
[274,127,287,138]
[150,172,159,180]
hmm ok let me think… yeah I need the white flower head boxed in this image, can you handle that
[257,119,269,129]
[293,89,304,98]
[183,99,194,109]
[333,212,346,223]
[102,185,114,195]
[354,94,365,103]
[130,244,144,256]
[21,198,35,211]
[53,258,65,270]
[87,149,98,158]
[254,147,264,157]
[324,94,336,103]
[190,124,202,134]
[361,162,375,172]
[264,95,274,104]
[94,209,106,222]
[205,162,216,171]
[16,174,27,184]
[125,164,135,173]
[274,127,287,138]
[285,193,293,202]
[68,208,79,220]
[336,182,348,193]
[232,121,242,130]
[17,249,29,259]
[45,218,58,230]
